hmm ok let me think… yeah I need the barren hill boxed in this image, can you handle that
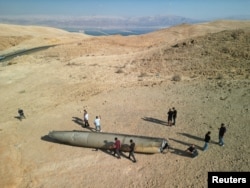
[0,20,250,188]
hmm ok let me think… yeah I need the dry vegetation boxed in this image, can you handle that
[0,20,250,188]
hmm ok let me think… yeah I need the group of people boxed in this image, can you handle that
[83,109,136,163]
[202,123,227,150]
[83,109,101,132]
[186,123,227,158]
[111,137,136,163]
[83,108,227,161]
[167,107,177,126]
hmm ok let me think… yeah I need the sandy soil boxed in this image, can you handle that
[0,20,250,188]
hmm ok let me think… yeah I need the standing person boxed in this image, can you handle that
[203,131,211,151]
[113,137,121,159]
[18,108,26,120]
[172,107,177,125]
[128,139,136,163]
[167,108,173,126]
[83,110,89,127]
[218,123,226,146]
[94,116,101,132]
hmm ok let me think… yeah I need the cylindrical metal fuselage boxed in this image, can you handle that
[48,131,167,154]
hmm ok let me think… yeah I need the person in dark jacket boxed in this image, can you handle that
[203,131,211,151]
[167,108,173,126]
[219,123,226,146]
[186,144,198,157]
[172,107,177,125]
[128,139,136,163]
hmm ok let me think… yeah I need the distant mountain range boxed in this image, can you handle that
[0,15,203,30]
[1,15,249,35]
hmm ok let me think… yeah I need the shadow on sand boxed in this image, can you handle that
[178,132,218,145]
[169,138,203,151]
[72,117,96,132]
[142,117,167,126]
[167,141,199,158]
[72,116,83,126]
[14,116,25,121]
[170,147,194,158]
[177,132,204,141]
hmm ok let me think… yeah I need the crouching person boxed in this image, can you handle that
[185,144,198,158]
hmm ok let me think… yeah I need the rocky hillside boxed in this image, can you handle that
[130,29,250,80]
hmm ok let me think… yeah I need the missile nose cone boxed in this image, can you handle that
[48,131,55,138]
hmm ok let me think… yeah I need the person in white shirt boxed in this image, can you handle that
[83,110,89,127]
[94,116,101,132]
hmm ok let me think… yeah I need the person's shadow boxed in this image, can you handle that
[142,117,167,126]
[177,132,204,141]
[72,117,95,131]
[14,116,22,121]
[169,138,203,151]
[170,147,194,158]
[72,117,83,126]
[178,132,218,145]
[167,141,199,158]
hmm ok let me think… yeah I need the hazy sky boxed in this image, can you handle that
[0,0,249,20]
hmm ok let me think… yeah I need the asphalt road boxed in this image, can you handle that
[0,44,57,63]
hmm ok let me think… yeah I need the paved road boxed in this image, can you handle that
[0,44,57,63]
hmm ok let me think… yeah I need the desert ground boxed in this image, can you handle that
[0,20,250,188]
